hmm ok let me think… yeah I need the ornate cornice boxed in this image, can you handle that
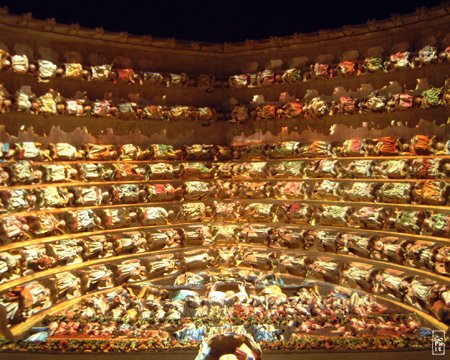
[0,4,448,54]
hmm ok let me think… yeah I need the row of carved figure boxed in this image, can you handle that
[0,49,214,89]
[45,284,419,340]
[231,84,448,121]
[0,201,448,244]
[1,157,448,188]
[0,178,448,215]
[0,224,448,285]
[0,81,447,121]
[227,46,450,88]
[1,137,449,162]
[0,85,218,122]
[1,45,449,89]
[0,248,449,326]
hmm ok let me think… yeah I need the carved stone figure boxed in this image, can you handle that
[78,265,114,292]
[64,210,101,232]
[50,272,82,300]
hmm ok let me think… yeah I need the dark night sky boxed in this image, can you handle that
[0,0,444,43]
